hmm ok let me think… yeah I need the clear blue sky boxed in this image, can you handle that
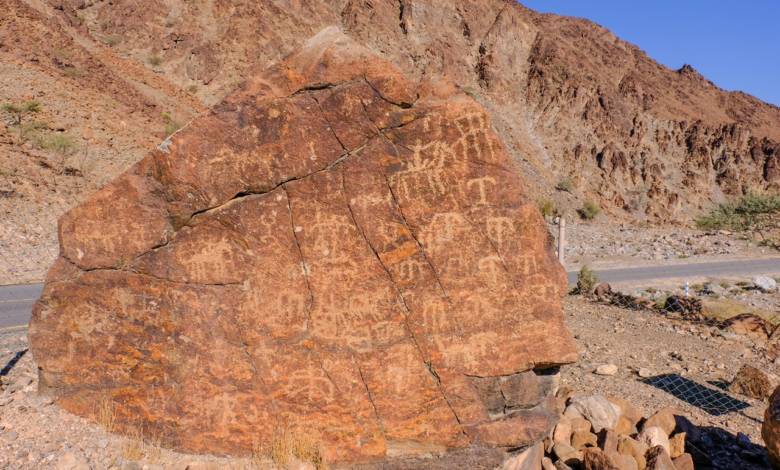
[521,1,780,107]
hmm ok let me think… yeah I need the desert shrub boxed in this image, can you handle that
[697,193,780,248]
[2,100,41,126]
[187,84,198,94]
[34,133,75,155]
[556,178,574,193]
[576,265,598,294]
[269,429,326,470]
[578,200,601,220]
[538,198,558,218]
[161,111,180,136]
[62,65,84,78]
[101,35,122,46]
[148,54,163,66]
[19,120,48,140]
[96,396,116,432]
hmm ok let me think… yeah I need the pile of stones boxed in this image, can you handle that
[510,391,773,470]
[541,393,691,470]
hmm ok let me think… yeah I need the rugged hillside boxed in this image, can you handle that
[1,0,779,282]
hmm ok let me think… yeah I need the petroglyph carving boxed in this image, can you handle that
[31,30,575,465]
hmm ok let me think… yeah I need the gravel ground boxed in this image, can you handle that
[561,296,771,444]
[552,221,779,270]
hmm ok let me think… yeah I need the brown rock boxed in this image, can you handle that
[768,327,780,361]
[582,448,619,470]
[608,397,645,428]
[502,442,543,470]
[668,433,685,459]
[662,296,701,316]
[567,395,620,433]
[28,29,577,464]
[553,419,573,446]
[599,430,619,453]
[638,427,670,455]
[571,417,593,435]
[553,442,582,467]
[722,314,772,343]
[763,386,780,468]
[645,446,676,470]
[729,364,779,400]
[671,453,694,470]
[642,408,677,436]
[571,430,598,450]
[607,452,639,470]
[614,416,637,437]
[617,436,648,470]
[593,283,613,299]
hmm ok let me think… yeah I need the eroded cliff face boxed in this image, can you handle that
[30,30,576,465]
[47,0,780,222]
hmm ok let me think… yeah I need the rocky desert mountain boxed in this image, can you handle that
[2,0,780,283]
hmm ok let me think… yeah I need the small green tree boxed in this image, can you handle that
[697,193,780,248]
[578,200,601,220]
[576,265,598,295]
[556,178,574,193]
[2,100,41,126]
[161,111,180,136]
[538,198,558,218]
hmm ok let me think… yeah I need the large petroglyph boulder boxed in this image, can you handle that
[29,28,576,466]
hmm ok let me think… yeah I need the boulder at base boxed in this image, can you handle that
[29,28,576,466]
[764,386,780,468]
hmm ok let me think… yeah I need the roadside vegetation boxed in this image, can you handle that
[161,111,180,136]
[538,198,558,218]
[2,100,41,128]
[555,178,574,193]
[574,264,598,294]
[578,200,601,220]
[697,193,780,249]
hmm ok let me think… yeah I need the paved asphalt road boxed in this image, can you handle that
[1,258,779,330]
[565,257,780,286]
[0,283,43,331]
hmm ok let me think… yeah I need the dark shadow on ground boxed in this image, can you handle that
[1,349,27,376]
[677,416,772,470]
[640,373,749,416]
[707,379,731,391]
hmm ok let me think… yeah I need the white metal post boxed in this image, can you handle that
[558,217,566,265]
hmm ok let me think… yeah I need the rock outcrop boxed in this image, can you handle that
[29,29,577,466]
[764,386,780,468]
[47,0,780,221]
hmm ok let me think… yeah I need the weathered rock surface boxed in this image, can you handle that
[730,364,779,400]
[28,29,576,465]
[764,386,780,468]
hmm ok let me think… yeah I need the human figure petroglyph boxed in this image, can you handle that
[395,257,428,283]
[421,212,464,247]
[477,255,506,285]
[466,176,497,205]
[452,112,498,164]
[485,216,514,248]
[279,369,337,405]
[388,140,451,201]
[307,211,356,258]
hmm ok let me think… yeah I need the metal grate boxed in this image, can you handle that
[640,373,750,416]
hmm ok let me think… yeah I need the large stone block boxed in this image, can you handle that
[29,28,576,465]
